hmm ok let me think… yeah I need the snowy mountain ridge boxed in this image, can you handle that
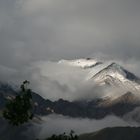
[58,58,140,96]
[91,62,140,93]
[92,62,140,83]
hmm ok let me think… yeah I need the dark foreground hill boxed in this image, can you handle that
[79,127,140,140]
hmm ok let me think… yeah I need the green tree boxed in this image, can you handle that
[3,80,34,126]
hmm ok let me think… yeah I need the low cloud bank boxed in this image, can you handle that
[33,114,137,139]
[0,113,139,139]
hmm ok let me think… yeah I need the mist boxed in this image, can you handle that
[0,114,139,140]
[26,60,137,101]
[1,59,137,101]
[29,114,138,139]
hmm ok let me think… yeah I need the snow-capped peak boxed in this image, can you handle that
[105,62,140,82]
[91,62,126,82]
[90,62,140,93]
[92,62,140,82]
[58,58,102,68]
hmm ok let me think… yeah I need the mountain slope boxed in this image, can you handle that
[91,62,140,93]
[79,127,140,140]
[59,58,140,96]
[0,83,140,120]
[47,92,140,119]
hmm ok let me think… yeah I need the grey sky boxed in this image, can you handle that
[1,0,140,67]
[1,0,140,96]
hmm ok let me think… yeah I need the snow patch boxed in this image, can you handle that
[58,58,100,68]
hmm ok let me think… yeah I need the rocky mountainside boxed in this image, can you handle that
[0,83,140,120]
[91,62,140,93]
[51,92,140,119]
[1,59,140,121]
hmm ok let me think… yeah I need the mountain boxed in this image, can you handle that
[34,60,140,120]
[92,62,140,82]
[0,83,140,120]
[51,92,140,119]
[79,127,140,140]
[1,59,140,139]
[90,62,140,93]
[59,58,140,95]
[1,59,140,121]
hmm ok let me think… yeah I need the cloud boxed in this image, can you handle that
[28,61,92,100]
[123,107,140,124]
[0,57,138,101]
[28,59,140,101]
[34,114,137,139]
[0,65,17,81]
[0,114,137,140]
[26,60,116,100]
[1,0,140,70]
